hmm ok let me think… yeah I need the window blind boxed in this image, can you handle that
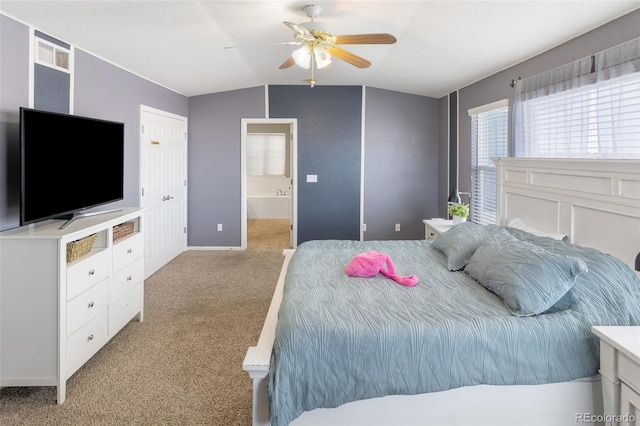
[247,133,286,176]
[514,37,640,158]
[470,101,508,226]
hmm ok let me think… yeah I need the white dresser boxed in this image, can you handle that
[591,326,640,426]
[0,208,145,404]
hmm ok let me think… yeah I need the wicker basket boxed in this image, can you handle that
[113,221,135,242]
[66,233,97,263]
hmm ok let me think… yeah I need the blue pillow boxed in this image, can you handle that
[432,222,506,271]
[464,236,588,316]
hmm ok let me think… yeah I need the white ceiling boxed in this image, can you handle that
[2,1,640,98]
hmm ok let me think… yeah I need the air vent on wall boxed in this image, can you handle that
[36,38,70,72]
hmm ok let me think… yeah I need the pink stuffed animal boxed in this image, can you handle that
[345,250,418,287]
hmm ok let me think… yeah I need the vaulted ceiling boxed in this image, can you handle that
[2,1,639,98]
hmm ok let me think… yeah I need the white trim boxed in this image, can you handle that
[264,85,269,118]
[69,45,75,114]
[468,98,509,116]
[28,27,34,108]
[187,246,244,251]
[140,104,188,121]
[360,86,366,241]
[241,118,298,250]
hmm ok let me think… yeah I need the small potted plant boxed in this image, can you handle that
[448,203,469,225]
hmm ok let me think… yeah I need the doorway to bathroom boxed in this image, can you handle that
[241,118,297,250]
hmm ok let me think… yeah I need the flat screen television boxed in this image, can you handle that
[20,107,125,227]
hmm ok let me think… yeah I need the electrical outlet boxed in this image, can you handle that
[395,223,401,231]
[217,224,223,232]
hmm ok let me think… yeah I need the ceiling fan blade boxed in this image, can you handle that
[225,41,301,49]
[279,56,296,69]
[326,47,371,69]
[334,34,397,45]
[283,21,315,41]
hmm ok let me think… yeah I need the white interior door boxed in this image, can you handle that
[140,105,187,278]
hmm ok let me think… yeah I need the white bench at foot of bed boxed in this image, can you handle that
[242,249,603,426]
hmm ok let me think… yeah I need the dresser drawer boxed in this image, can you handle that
[111,259,143,303]
[66,249,111,301]
[113,233,143,272]
[619,352,640,395]
[65,309,108,379]
[109,283,142,335]
[67,278,108,337]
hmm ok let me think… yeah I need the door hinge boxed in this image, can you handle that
[141,188,145,196]
[141,125,144,134]
[290,224,293,230]
[184,227,187,234]
[184,179,187,186]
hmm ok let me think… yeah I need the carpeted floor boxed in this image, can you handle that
[0,219,291,425]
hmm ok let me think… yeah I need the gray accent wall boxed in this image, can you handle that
[438,96,449,218]
[33,32,70,114]
[34,64,70,113]
[363,87,439,240]
[188,87,265,247]
[269,85,362,243]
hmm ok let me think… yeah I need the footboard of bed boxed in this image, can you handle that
[243,249,295,426]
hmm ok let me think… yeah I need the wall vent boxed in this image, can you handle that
[35,37,71,72]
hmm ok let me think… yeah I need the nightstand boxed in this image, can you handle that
[423,219,454,240]
[591,326,640,425]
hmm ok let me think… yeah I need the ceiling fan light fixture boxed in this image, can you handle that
[292,45,311,69]
[314,47,332,69]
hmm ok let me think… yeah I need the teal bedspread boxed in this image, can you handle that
[267,233,640,426]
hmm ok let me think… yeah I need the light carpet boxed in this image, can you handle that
[0,219,290,425]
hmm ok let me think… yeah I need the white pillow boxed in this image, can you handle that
[507,218,567,241]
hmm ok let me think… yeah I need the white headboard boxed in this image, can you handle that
[495,158,640,271]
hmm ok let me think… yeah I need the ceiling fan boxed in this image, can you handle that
[279,4,397,86]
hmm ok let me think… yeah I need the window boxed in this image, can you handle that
[469,100,509,226]
[246,133,286,176]
[513,37,640,158]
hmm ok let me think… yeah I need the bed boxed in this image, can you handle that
[243,158,640,426]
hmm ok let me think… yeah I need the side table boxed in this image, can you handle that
[423,219,454,240]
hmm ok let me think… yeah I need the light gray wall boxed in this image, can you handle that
[0,15,29,231]
[0,15,188,231]
[187,87,265,247]
[74,49,188,209]
[455,9,640,196]
[363,87,439,240]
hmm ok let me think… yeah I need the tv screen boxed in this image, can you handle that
[20,107,124,225]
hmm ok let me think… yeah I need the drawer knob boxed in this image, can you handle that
[88,269,95,276]
[87,334,94,341]
[127,248,133,254]
[88,301,95,308]
[127,276,132,281]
